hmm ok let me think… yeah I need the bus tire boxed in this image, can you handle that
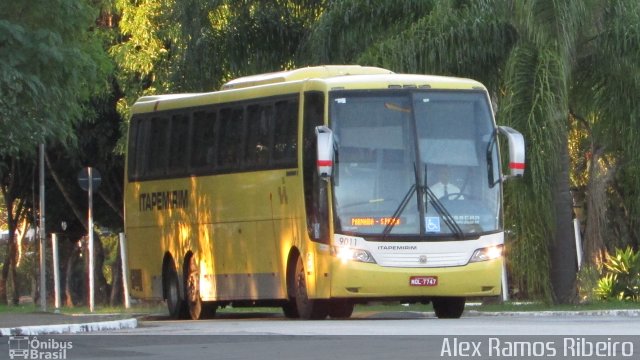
[283,251,300,318]
[282,302,299,318]
[328,300,354,319]
[294,255,327,320]
[184,255,203,320]
[432,297,465,319]
[165,267,186,319]
[201,302,218,319]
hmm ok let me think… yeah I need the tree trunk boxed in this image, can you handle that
[110,240,122,306]
[582,147,614,265]
[549,136,578,304]
[64,241,82,307]
[83,231,109,306]
[10,249,19,305]
[0,237,11,304]
[94,231,109,305]
[1,181,21,306]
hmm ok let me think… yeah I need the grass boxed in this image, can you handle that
[472,300,640,312]
[1,299,638,316]
[0,301,167,316]
[0,303,41,314]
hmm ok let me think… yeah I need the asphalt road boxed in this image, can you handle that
[2,312,639,360]
[123,311,640,336]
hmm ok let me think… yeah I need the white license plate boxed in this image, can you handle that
[409,276,438,286]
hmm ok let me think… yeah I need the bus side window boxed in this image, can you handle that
[147,116,170,176]
[245,104,272,168]
[191,110,217,172]
[273,99,298,166]
[168,113,190,175]
[218,107,245,169]
[127,116,145,181]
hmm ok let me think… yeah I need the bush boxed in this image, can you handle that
[594,247,640,301]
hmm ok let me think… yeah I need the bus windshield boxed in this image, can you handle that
[330,90,500,239]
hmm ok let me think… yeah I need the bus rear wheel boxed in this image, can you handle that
[185,256,203,320]
[165,268,186,319]
[432,297,465,319]
[282,302,299,318]
[293,256,327,320]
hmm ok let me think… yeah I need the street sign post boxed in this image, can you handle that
[77,167,101,312]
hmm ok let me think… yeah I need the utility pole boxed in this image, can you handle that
[39,143,46,312]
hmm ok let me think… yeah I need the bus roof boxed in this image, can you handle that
[131,66,487,114]
[221,65,394,90]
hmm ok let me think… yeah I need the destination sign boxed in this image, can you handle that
[350,217,402,227]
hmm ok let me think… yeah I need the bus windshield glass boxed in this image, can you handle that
[330,90,500,238]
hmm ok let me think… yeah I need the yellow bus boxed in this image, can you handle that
[124,65,525,320]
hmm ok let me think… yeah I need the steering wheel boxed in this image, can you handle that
[439,192,465,201]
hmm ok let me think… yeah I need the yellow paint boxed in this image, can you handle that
[330,258,503,298]
[123,65,496,303]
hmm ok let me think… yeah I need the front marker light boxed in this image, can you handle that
[332,247,377,264]
[469,244,503,263]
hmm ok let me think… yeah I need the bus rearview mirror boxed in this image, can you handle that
[315,126,334,178]
[498,126,525,178]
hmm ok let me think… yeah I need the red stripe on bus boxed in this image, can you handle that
[510,162,525,170]
[317,160,333,167]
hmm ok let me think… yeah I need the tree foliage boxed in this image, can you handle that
[0,0,111,156]
[111,0,326,116]
[302,0,640,303]
[1,0,639,305]
[0,0,113,305]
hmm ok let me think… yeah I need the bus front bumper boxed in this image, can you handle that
[329,258,503,299]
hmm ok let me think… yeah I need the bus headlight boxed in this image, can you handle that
[332,247,377,264]
[469,244,503,263]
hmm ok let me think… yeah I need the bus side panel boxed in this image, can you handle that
[201,169,299,301]
[126,169,303,303]
[125,178,202,301]
[126,226,164,300]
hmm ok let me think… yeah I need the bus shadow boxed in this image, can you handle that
[143,310,436,322]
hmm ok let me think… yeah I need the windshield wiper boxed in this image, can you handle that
[422,165,464,239]
[382,162,424,237]
[424,187,464,239]
[381,164,465,239]
[382,183,416,238]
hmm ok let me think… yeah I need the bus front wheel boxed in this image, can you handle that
[328,300,354,319]
[293,256,327,320]
[432,297,465,319]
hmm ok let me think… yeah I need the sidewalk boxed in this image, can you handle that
[0,311,138,335]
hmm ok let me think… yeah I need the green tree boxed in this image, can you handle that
[111,0,326,114]
[0,0,110,156]
[0,0,111,304]
[569,1,640,261]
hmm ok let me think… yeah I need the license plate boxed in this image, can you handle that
[409,276,438,287]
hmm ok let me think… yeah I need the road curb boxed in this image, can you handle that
[0,318,138,336]
[466,309,640,317]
